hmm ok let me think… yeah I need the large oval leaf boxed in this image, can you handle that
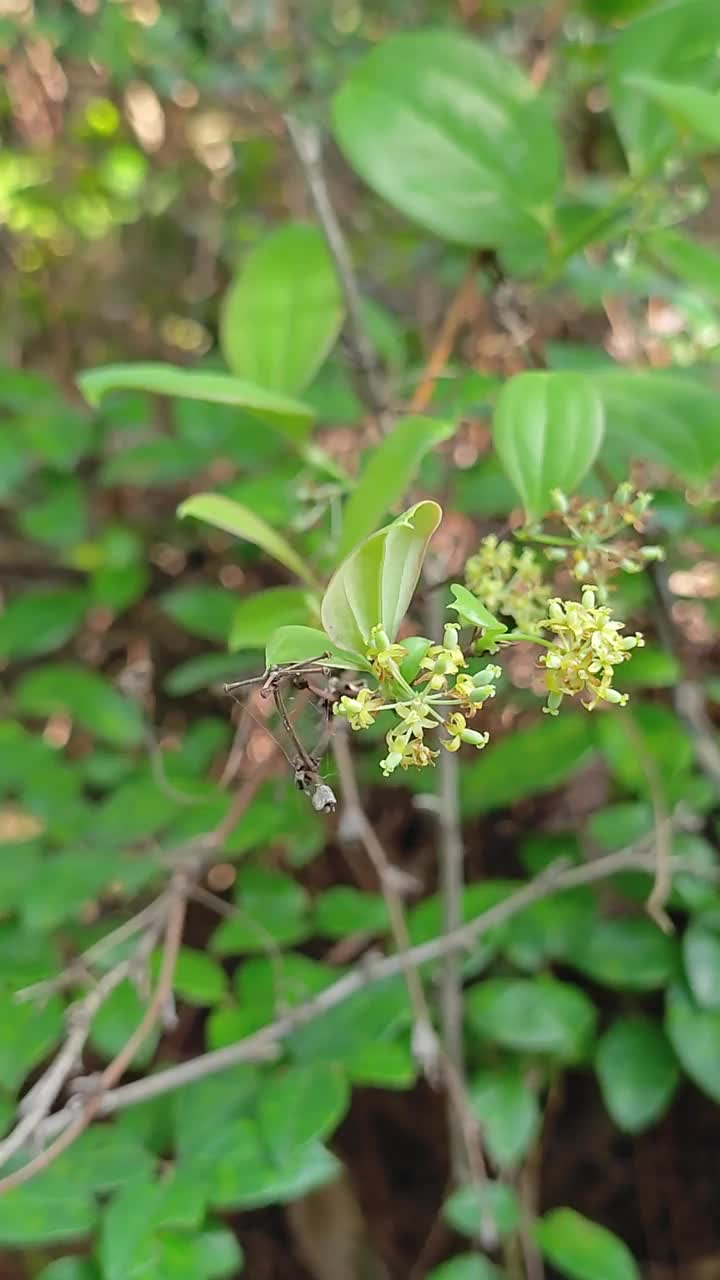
[78,364,314,439]
[336,416,455,562]
[492,371,605,521]
[321,500,442,654]
[535,1208,640,1280]
[178,494,318,589]
[230,587,312,652]
[598,371,720,486]
[467,976,596,1064]
[594,1017,678,1134]
[265,625,367,670]
[665,982,720,1102]
[608,0,720,172]
[332,29,561,250]
[220,223,343,396]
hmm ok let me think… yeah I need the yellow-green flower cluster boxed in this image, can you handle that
[332,623,502,777]
[538,587,644,715]
[465,536,550,633]
[547,486,665,592]
[418,624,466,691]
[333,687,384,730]
[366,625,408,681]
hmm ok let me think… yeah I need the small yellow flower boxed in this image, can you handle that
[441,712,490,753]
[538,588,643,714]
[366,625,407,681]
[395,699,436,739]
[333,687,383,730]
[465,537,549,633]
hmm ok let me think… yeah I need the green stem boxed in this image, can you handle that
[499,630,552,648]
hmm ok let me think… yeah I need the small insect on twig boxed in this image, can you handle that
[224,657,357,815]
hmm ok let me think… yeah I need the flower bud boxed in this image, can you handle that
[473,665,501,685]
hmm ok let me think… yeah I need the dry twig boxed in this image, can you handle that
[27,838,716,1149]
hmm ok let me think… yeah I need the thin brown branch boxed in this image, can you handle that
[0,881,187,1195]
[408,261,479,414]
[624,713,673,933]
[0,752,273,1191]
[426,586,468,1184]
[334,725,501,1248]
[29,842,717,1146]
[332,726,437,1076]
[650,562,720,793]
[0,954,140,1170]
[285,114,390,428]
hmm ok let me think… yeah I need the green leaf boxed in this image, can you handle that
[321,500,442,653]
[344,1039,416,1089]
[221,223,343,395]
[608,0,720,172]
[628,76,720,147]
[159,586,236,644]
[37,1261,98,1280]
[178,494,318,589]
[461,715,595,815]
[173,1067,261,1163]
[429,1256,503,1280]
[683,911,720,1009]
[447,584,507,644]
[230,587,311,651]
[54,1127,153,1193]
[223,953,337,1040]
[443,1182,520,1240]
[18,472,88,550]
[0,589,88,660]
[0,993,63,1091]
[665,982,720,1102]
[396,636,432,684]
[466,976,596,1063]
[336,416,455,561]
[78,363,314,439]
[535,1208,640,1280]
[332,29,561,249]
[568,917,678,992]
[152,947,226,1006]
[258,1063,349,1157]
[599,371,720,485]
[212,1138,340,1211]
[646,228,720,301]
[14,664,144,747]
[0,1163,96,1247]
[595,1017,679,1133]
[210,865,310,954]
[492,372,604,522]
[313,886,390,938]
[199,1227,244,1278]
[469,1066,540,1169]
[289,975,410,1066]
[90,981,160,1069]
[264,624,365,669]
[596,704,692,799]
[165,652,256,697]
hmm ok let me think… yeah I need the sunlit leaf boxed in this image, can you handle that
[336,416,455,561]
[535,1208,640,1280]
[333,29,561,249]
[78,363,314,438]
[221,223,343,395]
[321,500,442,653]
[178,494,318,588]
[492,371,604,522]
